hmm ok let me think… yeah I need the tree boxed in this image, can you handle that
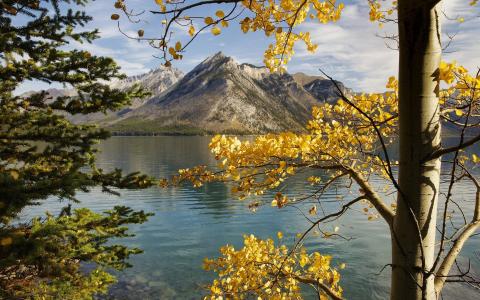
[115,1,480,299]
[0,0,155,298]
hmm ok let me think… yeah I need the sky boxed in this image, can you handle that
[18,0,480,94]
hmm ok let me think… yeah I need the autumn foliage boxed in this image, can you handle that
[166,63,480,298]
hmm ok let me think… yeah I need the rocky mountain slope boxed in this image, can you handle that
[112,66,184,108]
[68,65,184,124]
[105,52,350,135]
[29,52,351,135]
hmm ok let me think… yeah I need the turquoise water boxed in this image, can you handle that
[21,136,479,299]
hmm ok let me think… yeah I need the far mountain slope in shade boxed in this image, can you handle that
[292,72,325,86]
[107,52,347,135]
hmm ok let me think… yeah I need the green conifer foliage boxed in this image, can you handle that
[0,1,154,298]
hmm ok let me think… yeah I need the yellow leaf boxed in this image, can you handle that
[188,25,195,36]
[0,237,13,246]
[299,253,309,267]
[114,1,123,9]
[204,16,214,25]
[277,231,283,239]
[10,170,19,180]
[439,61,456,84]
[286,166,295,175]
[175,41,182,51]
[309,205,317,215]
[215,10,225,18]
[211,26,221,36]
[455,109,463,116]
[472,154,479,163]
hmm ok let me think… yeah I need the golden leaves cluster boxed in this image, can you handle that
[439,61,480,118]
[238,0,343,71]
[164,65,480,298]
[438,61,480,166]
[203,234,343,299]
[367,0,396,25]
[166,63,479,212]
[168,77,399,209]
[368,0,477,26]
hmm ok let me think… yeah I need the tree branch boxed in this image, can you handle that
[300,163,394,226]
[292,274,344,300]
[347,167,395,227]
[434,172,480,293]
[150,0,242,15]
[426,134,480,161]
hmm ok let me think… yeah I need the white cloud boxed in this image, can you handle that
[286,0,479,92]
[20,0,480,93]
[442,0,480,71]
[288,4,398,92]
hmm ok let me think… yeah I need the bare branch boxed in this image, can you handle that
[292,274,344,300]
[347,167,395,227]
[150,0,241,15]
[434,171,480,293]
[427,134,480,160]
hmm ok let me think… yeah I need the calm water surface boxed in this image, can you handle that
[22,137,479,299]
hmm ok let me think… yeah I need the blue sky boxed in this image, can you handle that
[19,0,480,93]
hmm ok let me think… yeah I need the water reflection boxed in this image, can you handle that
[21,136,479,299]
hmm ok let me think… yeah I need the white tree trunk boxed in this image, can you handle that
[391,1,442,299]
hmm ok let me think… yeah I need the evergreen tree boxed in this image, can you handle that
[0,0,154,298]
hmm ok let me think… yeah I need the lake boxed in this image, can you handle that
[21,136,479,299]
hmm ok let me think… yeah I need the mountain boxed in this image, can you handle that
[105,52,349,135]
[68,65,184,124]
[292,72,325,86]
[302,78,351,103]
[111,66,184,108]
[25,52,352,135]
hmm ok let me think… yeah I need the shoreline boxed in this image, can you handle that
[109,131,473,138]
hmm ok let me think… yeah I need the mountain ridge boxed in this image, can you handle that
[108,52,349,135]
[28,52,352,135]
